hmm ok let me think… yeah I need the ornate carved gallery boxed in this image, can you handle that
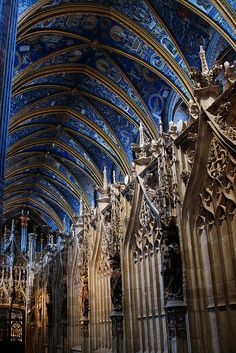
[0,1,235,353]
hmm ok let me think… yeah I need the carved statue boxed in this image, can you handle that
[224,61,236,89]
[160,229,183,301]
[110,253,122,312]
[79,276,89,318]
[46,300,52,322]
[61,282,67,319]
[189,99,200,121]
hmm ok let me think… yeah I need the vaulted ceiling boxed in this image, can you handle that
[4,0,236,230]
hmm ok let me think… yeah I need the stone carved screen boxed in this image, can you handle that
[123,186,168,353]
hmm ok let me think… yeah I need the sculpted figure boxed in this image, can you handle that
[161,229,183,300]
[110,253,122,312]
[46,300,52,321]
[80,276,89,318]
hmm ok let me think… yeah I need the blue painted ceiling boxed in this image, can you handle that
[4,0,235,230]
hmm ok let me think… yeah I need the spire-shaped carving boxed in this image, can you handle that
[80,198,84,217]
[139,122,145,147]
[113,170,116,184]
[199,46,209,75]
[190,46,223,107]
[97,165,110,206]
[63,216,67,234]
[190,46,222,90]
[10,219,15,241]
[103,165,108,190]
[19,210,30,254]
[159,118,163,134]
[131,123,152,171]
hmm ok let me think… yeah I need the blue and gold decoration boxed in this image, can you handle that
[1,0,234,230]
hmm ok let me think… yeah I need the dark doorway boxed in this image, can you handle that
[0,308,25,353]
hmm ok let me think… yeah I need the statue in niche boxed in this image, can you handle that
[46,302,52,321]
[160,228,183,301]
[46,294,53,322]
[79,275,89,318]
[110,252,122,312]
[38,302,42,322]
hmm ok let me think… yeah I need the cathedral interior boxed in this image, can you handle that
[0,1,236,353]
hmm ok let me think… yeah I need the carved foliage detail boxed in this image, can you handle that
[134,198,159,262]
[215,102,236,142]
[198,136,236,226]
[142,140,178,227]
[79,232,90,319]
[102,193,121,259]
[0,262,27,307]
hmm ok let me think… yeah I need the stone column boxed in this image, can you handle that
[0,0,19,225]
[28,233,37,263]
[20,210,30,254]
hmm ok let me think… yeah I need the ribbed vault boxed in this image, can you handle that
[4,0,235,230]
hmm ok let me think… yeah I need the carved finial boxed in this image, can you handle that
[159,118,163,134]
[9,219,16,243]
[103,165,108,190]
[11,219,15,232]
[113,170,116,184]
[139,122,145,147]
[224,61,236,89]
[79,199,84,217]
[199,46,209,75]
[63,216,67,233]
[70,223,74,236]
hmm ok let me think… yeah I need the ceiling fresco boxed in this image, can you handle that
[4,0,235,230]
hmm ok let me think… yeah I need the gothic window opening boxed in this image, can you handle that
[0,308,25,350]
